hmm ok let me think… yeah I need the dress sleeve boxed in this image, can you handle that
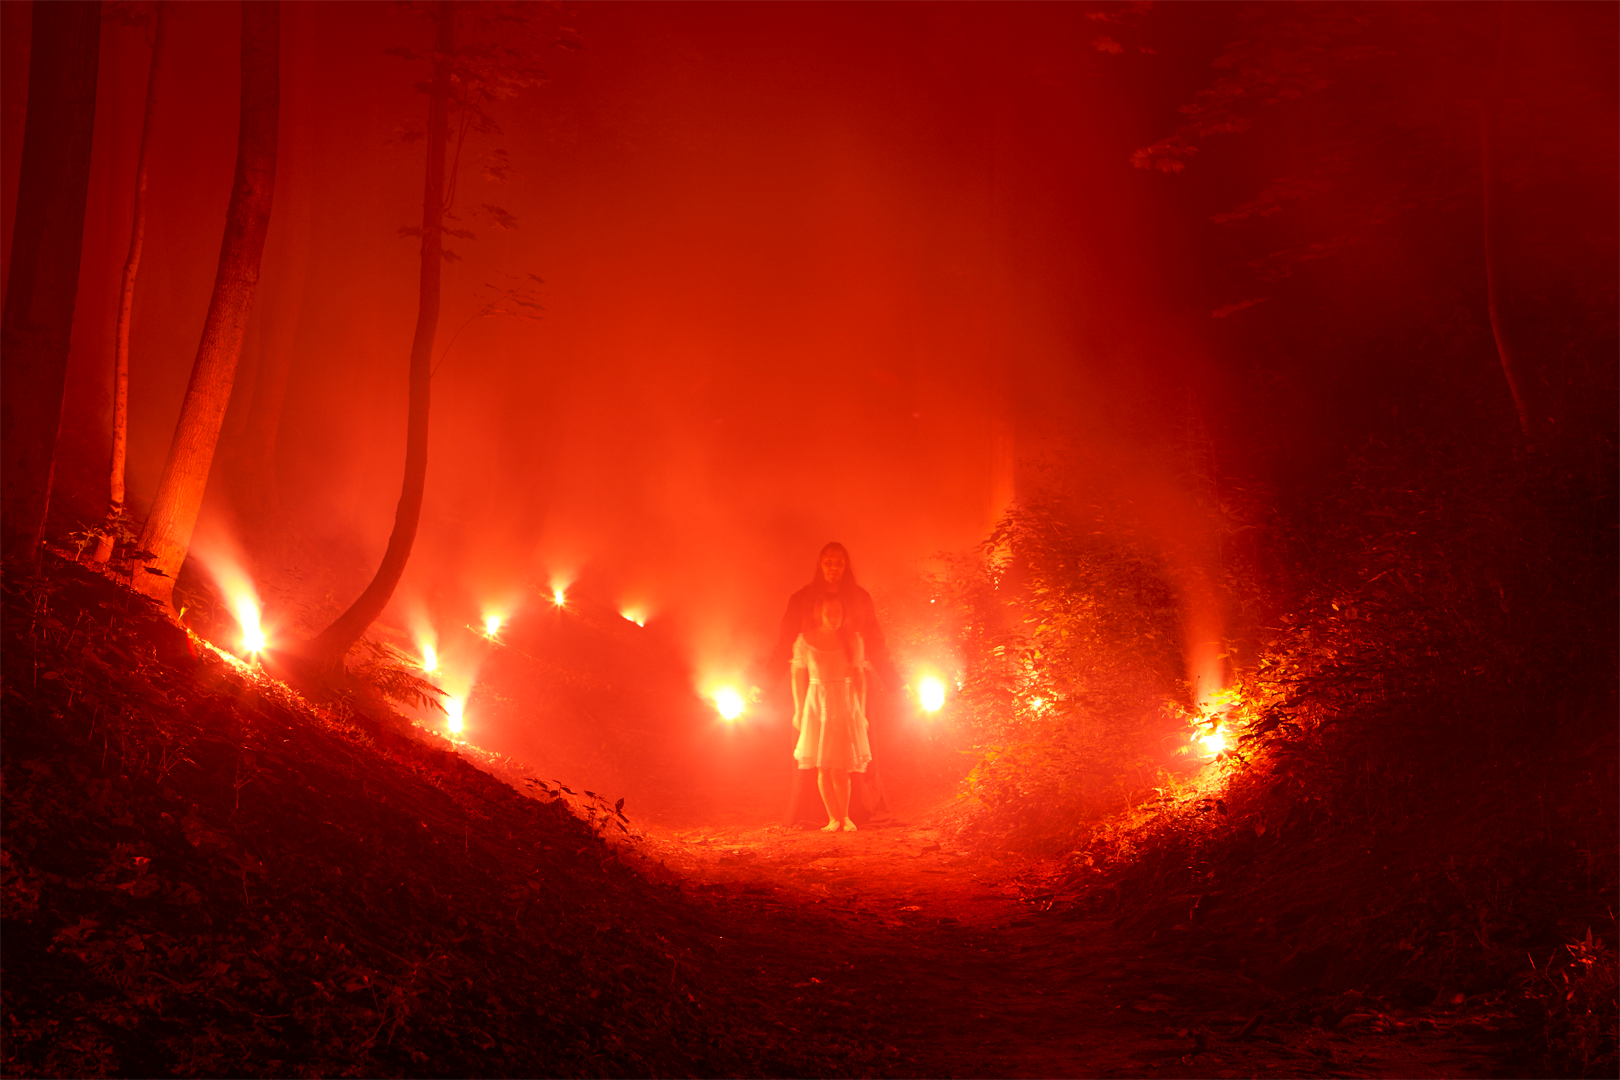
[790,634,808,671]
[853,633,870,670]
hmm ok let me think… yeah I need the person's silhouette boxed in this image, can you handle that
[770,542,898,826]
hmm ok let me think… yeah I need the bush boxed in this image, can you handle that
[1037,433,1616,1071]
[1230,433,1615,811]
[923,501,1190,854]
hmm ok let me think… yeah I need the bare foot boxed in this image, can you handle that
[821,820,842,832]
[842,818,858,832]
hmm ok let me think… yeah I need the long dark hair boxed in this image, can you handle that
[808,541,858,591]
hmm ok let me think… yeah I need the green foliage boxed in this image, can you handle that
[524,778,631,837]
[1051,432,1616,1071]
[928,501,1188,854]
[61,511,155,576]
[1230,435,1616,795]
[1527,928,1619,1079]
[350,638,447,715]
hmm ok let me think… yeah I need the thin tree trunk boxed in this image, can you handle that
[0,1,101,564]
[301,0,454,669]
[229,2,314,547]
[95,2,169,563]
[1482,0,1540,446]
[134,0,279,605]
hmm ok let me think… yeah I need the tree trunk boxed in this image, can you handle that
[227,1,315,548]
[94,2,170,563]
[300,0,453,670]
[1481,0,1541,446]
[0,1,101,564]
[133,0,279,605]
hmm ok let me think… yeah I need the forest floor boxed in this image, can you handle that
[0,552,1548,1076]
[631,814,1521,1078]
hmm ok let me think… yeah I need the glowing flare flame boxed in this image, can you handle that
[484,615,502,637]
[420,643,438,673]
[1192,688,1239,757]
[445,697,464,737]
[552,588,567,607]
[234,595,265,654]
[918,676,946,713]
[712,687,744,721]
[621,607,646,627]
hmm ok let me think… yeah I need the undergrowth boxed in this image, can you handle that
[1049,433,1620,1075]
[0,553,865,1077]
[932,434,1616,1074]
[916,502,1189,855]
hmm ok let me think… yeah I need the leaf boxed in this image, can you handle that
[386,121,426,146]
[481,149,515,183]
[615,797,625,813]
[143,566,168,577]
[1211,297,1268,318]
[479,203,519,232]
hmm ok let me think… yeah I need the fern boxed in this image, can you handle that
[352,638,448,715]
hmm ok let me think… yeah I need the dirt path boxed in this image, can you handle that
[626,814,1513,1078]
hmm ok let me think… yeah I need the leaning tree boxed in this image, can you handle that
[298,0,553,670]
[133,0,279,606]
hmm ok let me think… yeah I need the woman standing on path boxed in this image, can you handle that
[790,594,872,831]
[771,542,899,826]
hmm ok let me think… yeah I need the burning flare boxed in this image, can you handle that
[1197,726,1227,756]
[621,606,646,627]
[552,588,567,607]
[234,595,265,655]
[1192,686,1239,757]
[712,686,745,721]
[445,697,464,737]
[917,675,946,713]
[484,614,502,637]
[420,642,438,673]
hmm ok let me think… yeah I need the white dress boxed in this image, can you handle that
[792,633,872,773]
